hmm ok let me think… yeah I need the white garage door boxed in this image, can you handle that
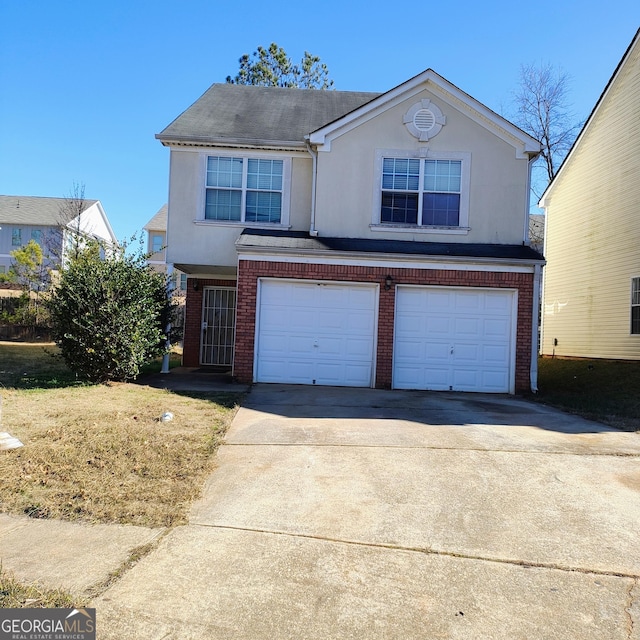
[255,280,377,387]
[393,286,516,393]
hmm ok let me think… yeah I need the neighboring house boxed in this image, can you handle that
[540,29,640,360]
[0,195,117,278]
[143,204,188,295]
[157,69,543,393]
[529,214,545,255]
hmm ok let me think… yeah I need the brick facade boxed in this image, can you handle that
[229,260,535,392]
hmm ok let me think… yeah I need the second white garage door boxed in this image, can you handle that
[255,280,377,387]
[393,286,516,393]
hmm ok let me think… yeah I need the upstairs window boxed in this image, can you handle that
[632,277,640,335]
[151,234,164,254]
[381,157,463,227]
[31,229,42,244]
[205,156,284,224]
[12,228,22,246]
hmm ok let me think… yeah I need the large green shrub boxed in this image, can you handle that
[47,243,175,383]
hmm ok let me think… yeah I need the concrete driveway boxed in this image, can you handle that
[96,385,640,639]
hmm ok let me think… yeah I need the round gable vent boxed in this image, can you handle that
[414,108,436,132]
[403,99,446,141]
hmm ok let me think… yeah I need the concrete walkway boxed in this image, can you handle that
[91,385,640,640]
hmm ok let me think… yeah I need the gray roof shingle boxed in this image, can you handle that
[143,204,168,231]
[0,195,96,226]
[156,84,381,146]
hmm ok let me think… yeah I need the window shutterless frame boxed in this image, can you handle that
[631,276,640,335]
[200,152,291,226]
[372,150,471,232]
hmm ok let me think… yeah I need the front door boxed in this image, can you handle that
[200,287,236,367]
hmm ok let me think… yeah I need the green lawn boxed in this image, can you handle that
[534,357,640,431]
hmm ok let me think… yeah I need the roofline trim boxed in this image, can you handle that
[308,69,541,156]
[235,243,545,269]
[156,133,307,151]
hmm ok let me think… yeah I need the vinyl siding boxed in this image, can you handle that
[541,38,640,359]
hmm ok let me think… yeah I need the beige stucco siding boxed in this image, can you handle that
[314,88,530,244]
[166,149,313,270]
[541,40,640,359]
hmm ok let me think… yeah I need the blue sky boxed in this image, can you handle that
[1,1,638,240]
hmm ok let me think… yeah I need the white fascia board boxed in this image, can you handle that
[237,249,541,273]
[160,137,306,153]
[309,69,541,158]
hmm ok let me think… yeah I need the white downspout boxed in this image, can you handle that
[305,139,319,236]
[530,262,542,392]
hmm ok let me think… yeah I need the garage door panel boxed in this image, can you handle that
[257,358,314,384]
[425,341,450,362]
[454,292,482,312]
[394,286,514,393]
[484,318,510,337]
[454,317,481,337]
[256,333,291,354]
[425,316,450,335]
[256,281,376,387]
[347,311,376,332]
[482,344,510,365]
[453,343,480,363]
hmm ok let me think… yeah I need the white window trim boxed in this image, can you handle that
[198,150,292,227]
[371,149,471,234]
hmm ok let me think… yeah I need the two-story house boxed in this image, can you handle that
[540,29,640,360]
[0,195,117,278]
[157,69,543,393]
[143,204,188,294]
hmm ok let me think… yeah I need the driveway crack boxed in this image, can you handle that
[626,578,638,640]
[196,522,640,580]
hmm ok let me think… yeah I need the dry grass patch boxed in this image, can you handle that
[0,383,241,526]
[0,567,83,608]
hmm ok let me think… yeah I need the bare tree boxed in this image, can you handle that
[513,63,582,200]
[44,182,89,268]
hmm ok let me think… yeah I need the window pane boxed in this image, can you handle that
[424,160,461,193]
[247,159,283,191]
[152,234,164,253]
[632,278,640,305]
[246,191,282,223]
[382,158,420,192]
[205,189,241,221]
[31,229,42,243]
[422,193,460,226]
[381,192,418,224]
[12,229,21,246]
[207,156,243,188]
[632,306,640,335]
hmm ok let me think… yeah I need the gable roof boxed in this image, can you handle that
[540,28,640,205]
[309,69,540,157]
[144,204,168,232]
[157,71,540,158]
[0,195,97,226]
[156,84,380,148]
